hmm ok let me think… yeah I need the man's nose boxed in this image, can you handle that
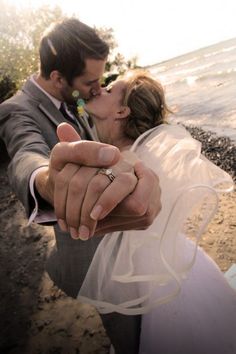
[90,82,102,97]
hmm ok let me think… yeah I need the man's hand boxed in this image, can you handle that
[35,123,120,234]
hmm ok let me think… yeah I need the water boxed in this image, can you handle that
[147,38,236,142]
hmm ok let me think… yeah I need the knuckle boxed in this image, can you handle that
[50,146,59,166]
[88,176,107,194]
[127,197,147,216]
[145,210,156,226]
[69,175,84,194]
[52,141,66,158]
[52,142,62,154]
[55,172,68,189]
[138,211,156,230]
[146,200,162,222]
[135,203,147,216]
[119,172,137,187]
[115,159,134,173]
[72,141,82,158]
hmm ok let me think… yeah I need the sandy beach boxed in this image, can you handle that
[0,125,235,354]
[1,36,236,354]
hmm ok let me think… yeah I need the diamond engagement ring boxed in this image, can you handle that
[97,168,116,182]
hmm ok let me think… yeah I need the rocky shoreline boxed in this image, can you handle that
[185,125,236,180]
[0,126,235,354]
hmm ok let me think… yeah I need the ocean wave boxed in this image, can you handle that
[162,69,236,86]
[148,38,236,141]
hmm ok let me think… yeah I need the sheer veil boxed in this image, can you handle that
[77,124,234,315]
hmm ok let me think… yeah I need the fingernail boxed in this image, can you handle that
[70,227,79,239]
[99,147,117,163]
[90,205,103,220]
[58,219,67,232]
[78,225,90,241]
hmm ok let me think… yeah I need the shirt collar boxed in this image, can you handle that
[30,75,61,110]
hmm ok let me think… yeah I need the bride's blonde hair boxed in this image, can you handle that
[122,70,171,140]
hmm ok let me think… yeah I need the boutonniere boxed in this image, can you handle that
[77,98,86,117]
[72,90,86,118]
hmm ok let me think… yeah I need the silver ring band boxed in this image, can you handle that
[97,168,116,182]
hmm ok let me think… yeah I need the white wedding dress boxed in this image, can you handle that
[77,124,236,352]
[139,241,236,354]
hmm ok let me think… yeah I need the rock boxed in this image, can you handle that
[184,125,236,181]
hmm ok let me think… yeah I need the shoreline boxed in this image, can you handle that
[184,125,236,181]
[0,124,235,353]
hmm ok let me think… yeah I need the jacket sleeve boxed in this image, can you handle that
[0,101,51,216]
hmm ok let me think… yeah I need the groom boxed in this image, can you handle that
[0,18,161,353]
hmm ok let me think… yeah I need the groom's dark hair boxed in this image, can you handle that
[39,18,109,85]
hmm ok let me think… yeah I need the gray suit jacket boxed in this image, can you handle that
[0,78,103,297]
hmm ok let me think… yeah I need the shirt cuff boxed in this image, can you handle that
[27,166,57,225]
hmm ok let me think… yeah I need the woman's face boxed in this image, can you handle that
[85,79,129,144]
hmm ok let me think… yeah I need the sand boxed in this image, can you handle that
[0,139,235,354]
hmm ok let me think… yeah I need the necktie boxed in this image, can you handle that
[59,102,88,137]
[59,103,77,124]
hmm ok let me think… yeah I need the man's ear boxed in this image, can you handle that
[50,70,65,89]
[115,106,131,120]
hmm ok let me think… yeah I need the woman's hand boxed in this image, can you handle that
[77,158,137,239]
[95,161,162,235]
[54,157,137,239]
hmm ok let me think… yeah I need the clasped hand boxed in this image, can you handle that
[37,123,161,239]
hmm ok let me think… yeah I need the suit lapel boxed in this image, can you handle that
[22,78,89,137]
[38,102,64,126]
[22,79,64,125]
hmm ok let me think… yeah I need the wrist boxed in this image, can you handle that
[35,168,53,206]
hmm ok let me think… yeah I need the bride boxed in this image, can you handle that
[77,70,236,353]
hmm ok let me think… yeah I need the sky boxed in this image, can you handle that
[8,0,236,66]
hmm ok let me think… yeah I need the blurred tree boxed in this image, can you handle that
[0,1,64,88]
[0,75,16,103]
[0,1,138,98]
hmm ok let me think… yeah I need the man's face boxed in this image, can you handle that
[61,58,106,104]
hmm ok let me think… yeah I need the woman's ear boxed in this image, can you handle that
[115,106,131,120]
